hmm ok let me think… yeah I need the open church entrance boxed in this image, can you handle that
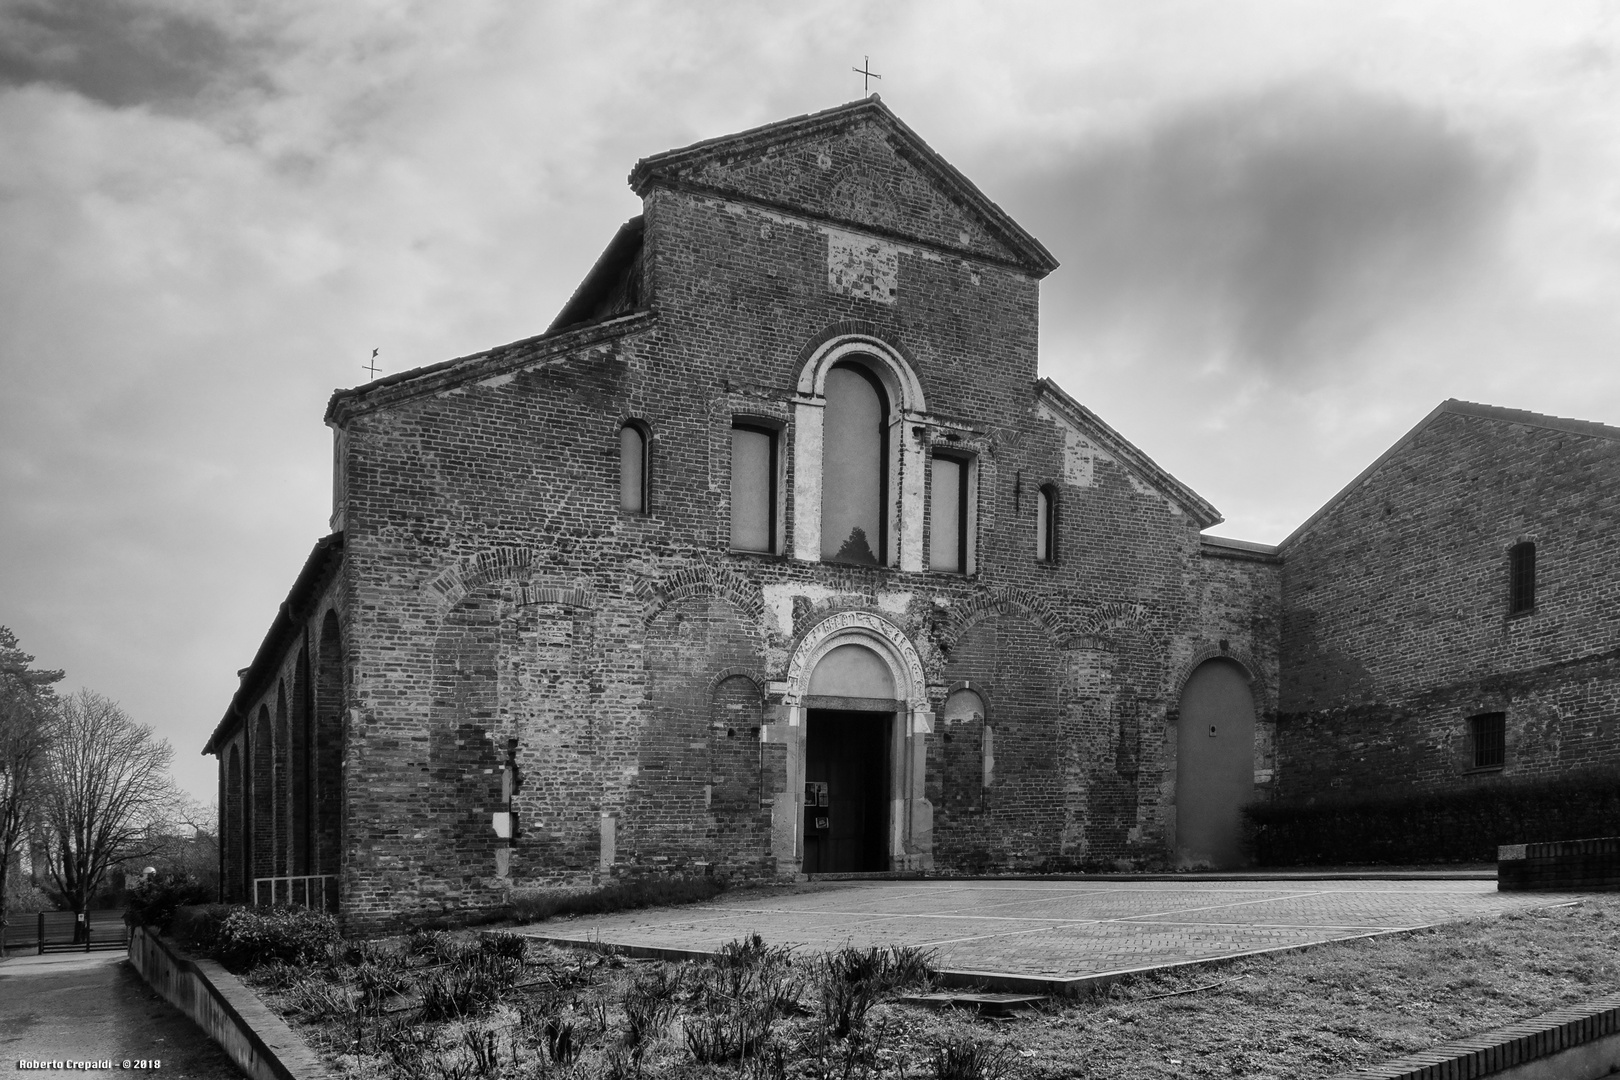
[803,711,891,873]
[801,641,899,874]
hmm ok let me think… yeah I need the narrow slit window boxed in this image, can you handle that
[1036,484,1058,563]
[1509,542,1536,614]
[619,423,647,513]
[930,455,971,573]
[730,424,776,553]
[1470,712,1505,769]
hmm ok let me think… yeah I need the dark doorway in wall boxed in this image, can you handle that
[1175,659,1256,869]
[803,710,891,873]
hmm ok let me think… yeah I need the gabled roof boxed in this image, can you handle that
[324,309,655,427]
[629,95,1059,277]
[548,216,645,333]
[203,532,344,757]
[1035,378,1223,529]
[1280,398,1620,552]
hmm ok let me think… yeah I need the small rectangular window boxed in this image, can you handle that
[730,424,776,553]
[1509,542,1536,614]
[1470,712,1505,769]
[929,455,971,573]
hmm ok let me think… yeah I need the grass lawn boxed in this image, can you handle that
[249,894,1620,1079]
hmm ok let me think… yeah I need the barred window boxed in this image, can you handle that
[1470,712,1505,770]
[1509,542,1536,615]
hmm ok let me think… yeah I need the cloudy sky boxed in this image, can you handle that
[2,0,1617,801]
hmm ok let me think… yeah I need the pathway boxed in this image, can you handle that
[0,951,242,1077]
[520,878,1578,988]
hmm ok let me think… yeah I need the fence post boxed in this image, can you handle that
[37,911,44,956]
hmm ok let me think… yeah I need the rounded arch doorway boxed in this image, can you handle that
[1175,659,1256,869]
[802,642,898,874]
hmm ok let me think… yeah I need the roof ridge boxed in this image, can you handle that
[1280,398,1620,551]
[1441,398,1620,443]
[324,310,655,426]
[628,96,1058,276]
[1035,378,1222,529]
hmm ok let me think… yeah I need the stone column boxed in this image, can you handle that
[898,414,927,572]
[900,706,934,869]
[792,399,823,562]
[761,701,805,875]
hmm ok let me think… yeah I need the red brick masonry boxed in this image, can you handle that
[1498,836,1620,893]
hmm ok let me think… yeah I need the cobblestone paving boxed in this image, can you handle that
[523,879,1579,979]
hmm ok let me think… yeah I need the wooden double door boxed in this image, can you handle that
[802,710,891,873]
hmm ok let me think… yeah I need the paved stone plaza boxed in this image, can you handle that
[522,877,1579,990]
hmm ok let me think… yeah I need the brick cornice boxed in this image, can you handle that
[324,310,656,428]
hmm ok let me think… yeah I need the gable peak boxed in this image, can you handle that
[629,97,1058,276]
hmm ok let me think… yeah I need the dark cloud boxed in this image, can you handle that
[1021,82,1526,373]
[0,0,269,110]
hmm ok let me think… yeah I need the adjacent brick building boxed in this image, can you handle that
[203,99,1618,927]
[1276,400,1620,799]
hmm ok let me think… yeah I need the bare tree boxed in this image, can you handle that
[35,690,176,929]
[0,627,61,956]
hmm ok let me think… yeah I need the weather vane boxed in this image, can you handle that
[853,56,881,94]
[363,348,381,379]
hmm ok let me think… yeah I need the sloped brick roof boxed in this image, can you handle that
[1280,398,1620,551]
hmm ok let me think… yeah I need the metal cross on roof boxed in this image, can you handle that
[363,348,380,379]
[853,56,881,94]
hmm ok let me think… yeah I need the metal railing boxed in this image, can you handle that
[253,874,338,911]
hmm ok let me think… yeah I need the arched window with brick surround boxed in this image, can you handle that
[315,610,344,876]
[274,683,289,876]
[822,362,890,565]
[619,420,650,514]
[1036,484,1059,564]
[225,745,244,901]
[793,332,929,569]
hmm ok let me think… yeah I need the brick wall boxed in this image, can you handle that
[298,104,1259,926]
[1278,407,1620,801]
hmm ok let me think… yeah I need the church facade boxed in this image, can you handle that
[204,98,1617,930]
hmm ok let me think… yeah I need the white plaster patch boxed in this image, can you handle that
[876,591,913,616]
[1035,401,1107,488]
[762,582,841,636]
[826,228,899,304]
[1036,401,1187,517]
[478,372,515,389]
[1127,471,1185,516]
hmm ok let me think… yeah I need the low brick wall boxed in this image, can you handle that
[1498,837,1620,892]
[126,926,330,1080]
[1332,993,1620,1080]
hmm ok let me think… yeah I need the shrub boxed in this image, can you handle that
[417,949,523,1021]
[686,935,804,1064]
[126,873,216,933]
[931,1037,1011,1080]
[1246,767,1620,865]
[216,907,341,971]
[505,875,725,924]
[169,903,238,955]
[813,946,935,1039]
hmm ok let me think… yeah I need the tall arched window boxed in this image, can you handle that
[821,362,889,565]
[619,422,648,513]
[225,746,244,901]
[1036,484,1058,563]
